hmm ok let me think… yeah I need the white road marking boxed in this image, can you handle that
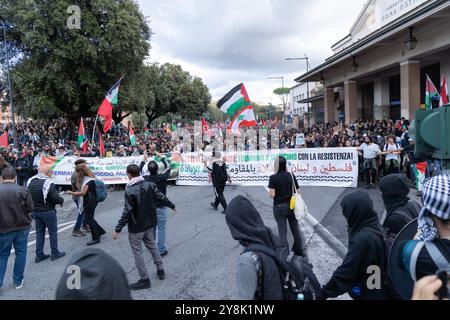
[29,220,77,235]
[10,222,76,254]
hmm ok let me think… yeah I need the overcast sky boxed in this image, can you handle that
[136,0,365,105]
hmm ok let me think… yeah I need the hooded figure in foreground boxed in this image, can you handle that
[225,195,284,300]
[55,248,132,300]
[321,192,389,300]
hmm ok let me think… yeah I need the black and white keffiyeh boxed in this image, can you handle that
[418,175,450,241]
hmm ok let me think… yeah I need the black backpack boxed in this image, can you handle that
[244,244,322,300]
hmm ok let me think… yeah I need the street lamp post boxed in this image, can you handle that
[267,76,286,124]
[2,21,18,145]
[285,56,311,128]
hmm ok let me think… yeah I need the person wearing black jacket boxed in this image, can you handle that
[113,164,176,291]
[379,174,421,236]
[321,192,389,300]
[225,195,285,300]
[27,167,65,263]
[14,151,32,186]
[140,151,171,256]
[205,152,230,214]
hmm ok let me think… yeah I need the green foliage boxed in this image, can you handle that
[1,0,151,122]
[142,63,211,125]
[273,87,290,95]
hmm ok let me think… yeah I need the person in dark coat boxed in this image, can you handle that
[55,248,132,300]
[321,192,389,300]
[379,174,421,234]
[225,195,285,300]
[205,151,230,213]
[14,151,32,186]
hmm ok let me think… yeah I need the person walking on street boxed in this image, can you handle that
[113,164,176,291]
[27,166,66,263]
[205,151,231,214]
[67,165,106,246]
[268,156,305,257]
[14,151,32,186]
[0,166,34,290]
[357,136,381,189]
[141,151,172,257]
[71,160,90,237]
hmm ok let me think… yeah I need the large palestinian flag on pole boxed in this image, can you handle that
[77,118,85,148]
[425,74,440,110]
[217,83,257,131]
[97,75,124,133]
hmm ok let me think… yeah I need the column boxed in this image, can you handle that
[344,80,358,124]
[324,87,335,123]
[373,78,390,120]
[400,60,420,121]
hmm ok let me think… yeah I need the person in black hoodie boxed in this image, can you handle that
[379,174,421,237]
[205,151,231,214]
[321,192,389,300]
[225,195,285,300]
[113,164,176,291]
[55,248,132,300]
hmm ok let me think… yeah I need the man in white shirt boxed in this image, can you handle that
[382,135,402,176]
[357,136,381,189]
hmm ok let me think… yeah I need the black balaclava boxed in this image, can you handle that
[341,192,382,239]
[379,174,410,214]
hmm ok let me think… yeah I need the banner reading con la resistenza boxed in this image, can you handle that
[41,148,358,188]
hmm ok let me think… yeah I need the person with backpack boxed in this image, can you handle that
[225,195,321,300]
[205,151,230,214]
[67,165,106,246]
[379,174,421,244]
[321,192,389,300]
[27,165,66,262]
[268,156,304,257]
[381,135,402,176]
[399,175,450,282]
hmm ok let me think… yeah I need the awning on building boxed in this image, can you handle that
[297,94,324,104]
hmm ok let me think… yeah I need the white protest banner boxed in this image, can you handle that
[177,148,359,188]
[39,154,181,185]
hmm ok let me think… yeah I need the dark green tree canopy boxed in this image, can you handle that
[1,0,151,122]
[142,63,211,125]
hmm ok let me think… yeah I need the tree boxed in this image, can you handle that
[273,87,290,114]
[1,0,151,123]
[142,63,211,125]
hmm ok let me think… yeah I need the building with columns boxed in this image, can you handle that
[295,0,450,124]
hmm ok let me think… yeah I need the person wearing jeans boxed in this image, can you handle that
[71,159,89,237]
[153,207,168,255]
[0,166,34,289]
[28,167,65,263]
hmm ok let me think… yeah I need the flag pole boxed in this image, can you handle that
[91,114,99,145]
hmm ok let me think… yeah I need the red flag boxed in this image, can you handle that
[0,132,8,148]
[201,118,208,133]
[97,99,113,133]
[440,74,449,107]
[80,140,88,154]
[99,131,105,157]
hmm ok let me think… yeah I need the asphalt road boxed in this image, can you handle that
[0,182,402,300]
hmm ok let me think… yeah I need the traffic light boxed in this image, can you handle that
[413,105,450,170]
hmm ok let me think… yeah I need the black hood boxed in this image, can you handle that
[55,248,132,300]
[379,174,410,214]
[225,195,278,248]
[341,192,382,238]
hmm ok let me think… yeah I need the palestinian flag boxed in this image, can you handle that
[77,118,85,148]
[129,127,136,146]
[440,74,449,107]
[98,75,124,133]
[80,140,88,154]
[217,83,252,118]
[425,74,440,110]
[229,105,257,132]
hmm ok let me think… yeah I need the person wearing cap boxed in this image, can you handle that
[399,175,450,282]
[71,159,90,237]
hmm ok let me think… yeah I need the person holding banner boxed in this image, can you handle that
[357,136,381,189]
[268,156,305,257]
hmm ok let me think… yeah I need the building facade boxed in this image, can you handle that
[295,0,450,124]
